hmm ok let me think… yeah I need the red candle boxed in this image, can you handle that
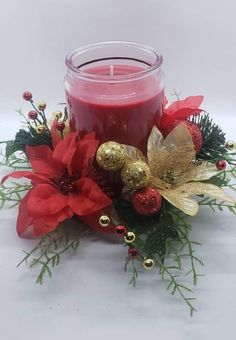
[65,42,164,155]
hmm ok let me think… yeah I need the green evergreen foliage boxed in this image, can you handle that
[17,227,80,285]
[191,113,236,165]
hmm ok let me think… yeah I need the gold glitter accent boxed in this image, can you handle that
[121,160,151,189]
[96,141,126,171]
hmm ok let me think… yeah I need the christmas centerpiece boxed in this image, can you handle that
[0,42,235,315]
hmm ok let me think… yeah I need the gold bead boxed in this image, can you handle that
[121,160,151,189]
[99,215,111,227]
[96,141,126,171]
[37,101,47,111]
[226,140,236,150]
[124,231,136,243]
[143,258,155,270]
[53,110,63,119]
[35,124,45,134]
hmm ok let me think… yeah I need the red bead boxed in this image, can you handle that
[115,225,127,235]
[132,187,162,216]
[56,121,65,131]
[28,110,38,120]
[128,247,138,258]
[23,91,32,101]
[216,160,227,170]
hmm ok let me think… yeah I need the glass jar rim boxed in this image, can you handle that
[65,41,163,82]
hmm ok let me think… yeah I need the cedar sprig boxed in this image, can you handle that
[158,259,197,316]
[0,148,32,208]
[0,182,31,208]
[0,148,31,170]
[124,256,139,287]
[121,204,202,315]
[17,228,80,285]
[198,197,236,214]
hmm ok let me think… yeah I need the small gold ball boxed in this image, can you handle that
[35,124,45,134]
[37,101,47,111]
[53,110,63,119]
[96,141,126,171]
[226,141,236,150]
[143,258,155,270]
[124,231,136,243]
[121,160,151,189]
[99,215,111,227]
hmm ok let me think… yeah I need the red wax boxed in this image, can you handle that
[65,65,164,154]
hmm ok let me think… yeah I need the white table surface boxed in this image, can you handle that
[1,1,236,339]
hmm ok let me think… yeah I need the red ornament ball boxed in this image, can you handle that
[132,187,162,216]
[216,160,227,170]
[23,91,32,101]
[28,110,38,120]
[185,121,203,153]
[165,121,203,153]
[115,225,127,235]
[128,247,138,258]
[56,121,65,131]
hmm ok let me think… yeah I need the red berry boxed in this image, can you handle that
[115,225,127,235]
[132,187,162,216]
[56,121,65,131]
[23,91,32,101]
[216,160,226,170]
[185,122,203,153]
[128,247,138,258]
[28,110,38,120]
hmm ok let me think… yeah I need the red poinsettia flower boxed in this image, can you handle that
[158,95,204,135]
[1,132,112,237]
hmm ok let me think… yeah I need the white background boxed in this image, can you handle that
[0,1,236,339]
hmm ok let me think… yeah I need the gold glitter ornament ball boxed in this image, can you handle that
[96,141,126,171]
[121,160,151,189]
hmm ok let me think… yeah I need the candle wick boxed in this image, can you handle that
[110,65,114,77]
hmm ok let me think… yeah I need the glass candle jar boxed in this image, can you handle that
[65,41,164,154]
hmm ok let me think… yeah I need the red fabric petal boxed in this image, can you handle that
[16,191,34,237]
[51,119,63,148]
[68,178,111,216]
[71,134,99,175]
[25,145,63,177]
[32,206,73,237]
[158,112,176,131]
[169,108,202,120]
[52,131,79,170]
[27,183,69,218]
[166,96,204,115]
[81,131,96,141]
[1,170,49,186]
[159,96,204,133]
